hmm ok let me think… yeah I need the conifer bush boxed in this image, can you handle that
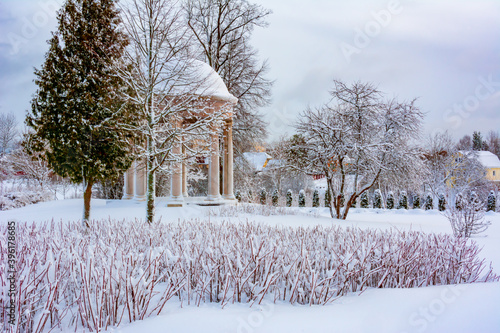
[272,189,279,207]
[286,190,293,207]
[386,192,395,210]
[299,190,306,207]
[425,194,434,210]
[438,193,446,212]
[325,189,332,208]
[413,195,421,209]
[235,190,242,203]
[487,191,496,212]
[398,191,408,209]
[259,188,267,205]
[360,191,369,208]
[373,189,383,209]
[312,190,320,208]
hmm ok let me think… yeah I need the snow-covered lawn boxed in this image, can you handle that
[2,199,500,333]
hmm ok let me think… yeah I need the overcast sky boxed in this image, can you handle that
[1,0,499,143]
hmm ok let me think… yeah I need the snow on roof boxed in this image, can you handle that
[165,59,238,103]
[190,60,238,103]
[242,152,272,172]
[476,151,500,168]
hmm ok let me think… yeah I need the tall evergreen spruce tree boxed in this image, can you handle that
[27,0,134,226]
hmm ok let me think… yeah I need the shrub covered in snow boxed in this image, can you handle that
[298,190,306,207]
[235,190,242,203]
[373,189,383,209]
[398,191,408,210]
[247,189,253,203]
[386,192,394,210]
[445,199,491,238]
[0,190,53,210]
[1,219,496,332]
[438,193,446,212]
[312,190,319,208]
[286,190,293,207]
[424,194,434,210]
[324,189,331,208]
[487,191,496,212]
[360,191,369,208]
[272,189,279,207]
[413,195,421,209]
[259,188,267,205]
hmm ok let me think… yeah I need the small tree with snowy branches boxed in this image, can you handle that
[445,195,490,238]
[286,189,293,207]
[295,80,424,219]
[312,189,319,207]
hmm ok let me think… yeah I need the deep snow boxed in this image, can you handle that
[1,198,499,333]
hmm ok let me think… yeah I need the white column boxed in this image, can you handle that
[134,160,146,201]
[122,166,135,199]
[223,120,235,200]
[206,130,221,201]
[168,136,184,207]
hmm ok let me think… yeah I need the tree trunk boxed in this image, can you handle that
[146,154,155,224]
[83,181,93,227]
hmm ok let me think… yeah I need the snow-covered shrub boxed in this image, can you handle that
[247,189,253,203]
[397,191,408,209]
[312,189,319,208]
[286,189,293,207]
[413,195,421,209]
[360,192,369,208]
[0,190,53,210]
[324,189,331,208]
[424,194,434,210]
[339,193,345,207]
[445,200,491,238]
[259,188,267,205]
[235,190,242,202]
[2,219,496,332]
[438,193,446,212]
[373,189,383,209]
[298,190,306,207]
[271,189,279,207]
[386,192,394,210]
[487,191,496,212]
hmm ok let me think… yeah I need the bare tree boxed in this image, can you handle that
[185,0,272,152]
[0,112,18,155]
[486,131,500,158]
[295,80,425,220]
[456,135,472,151]
[119,0,232,223]
[445,194,490,238]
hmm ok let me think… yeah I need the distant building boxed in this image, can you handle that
[476,151,500,184]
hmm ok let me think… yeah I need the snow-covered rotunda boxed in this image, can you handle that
[121,61,238,207]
